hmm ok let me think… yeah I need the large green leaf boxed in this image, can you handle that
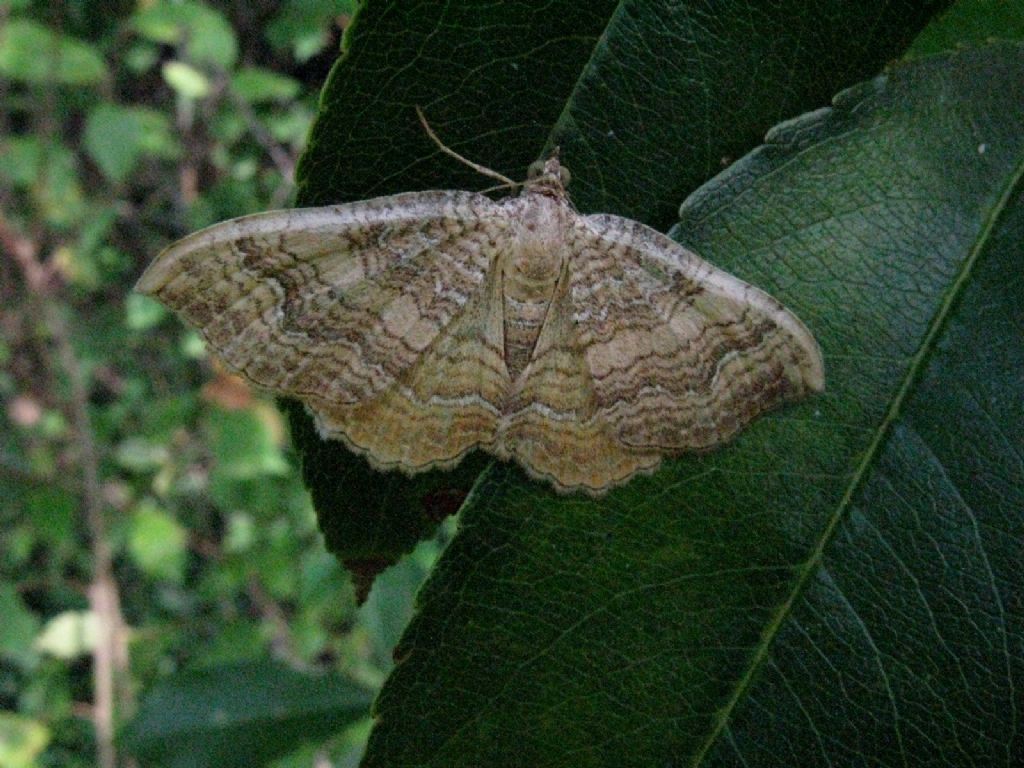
[0,18,108,85]
[265,1,1022,763]
[359,42,1024,768]
[120,661,372,768]
[291,0,945,576]
[703,190,1024,764]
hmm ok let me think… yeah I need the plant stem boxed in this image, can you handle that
[2,213,129,768]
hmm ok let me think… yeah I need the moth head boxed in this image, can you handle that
[526,152,571,197]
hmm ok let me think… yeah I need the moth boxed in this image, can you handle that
[137,140,823,495]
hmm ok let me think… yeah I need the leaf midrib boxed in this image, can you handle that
[688,150,1024,767]
[543,0,627,162]
[454,2,631,502]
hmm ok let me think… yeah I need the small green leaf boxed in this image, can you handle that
[180,329,206,358]
[0,583,40,669]
[223,512,256,553]
[0,19,107,84]
[132,0,238,69]
[0,712,50,768]
[24,486,76,547]
[34,611,98,660]
[125,293,168,332]
[132,3,188,44]
[129,500,188,582]
[265,109,314,145]
[124,41,160,73]
[84,104,145,183]
[37,410,67,439]
[76,207,117,261]
[116,436,170,472]
[121,661,373,768]
[0,136,41,186]
[207,407,289,482]
[137,114,181,160]
[193,621,267,667]
[31,142,86,229]
[84,104,178,182]
[231,67,301,103]
[266,0,353,62]
[162,60,211,100]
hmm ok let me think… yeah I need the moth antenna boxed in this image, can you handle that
[478,180,525,195]
[416,106,518,187]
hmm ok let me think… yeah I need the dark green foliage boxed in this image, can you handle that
[2,1,1022,767]
[120,661,373,768]
[282,398,491,601]
[291,2,1021,766]
[293,0,949,583]
[359,43,1024,767]
[1,3,384,767]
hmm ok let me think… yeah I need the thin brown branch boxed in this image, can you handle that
[230,88,296,182]
[0,212,53,293]
[246,576,306,669]
[221,80,297,208]
[49,302,128,768]
[6,215,129,768]
[175,93,200,209]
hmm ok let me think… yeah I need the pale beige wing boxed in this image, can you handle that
[498,259,662,494]
[501,213,823,495]
[303,256,511,473]
[569,213,823,452]
[137,190,513,471]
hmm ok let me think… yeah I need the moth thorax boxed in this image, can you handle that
[509,194,565,284]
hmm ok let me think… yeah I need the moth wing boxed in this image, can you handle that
[568,213,823,453]
[138,190,513,471]
[501,212,822,494]
[499,258,664,494]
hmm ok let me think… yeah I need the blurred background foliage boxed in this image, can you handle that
[0,2,448,766]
